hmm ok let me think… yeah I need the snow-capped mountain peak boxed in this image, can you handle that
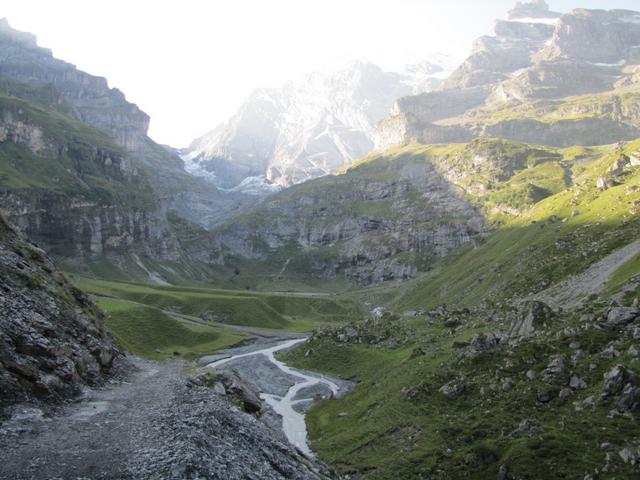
[182,56,456,193]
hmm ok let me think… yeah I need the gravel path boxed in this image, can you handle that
[0,357,329,479]
[535,238,640,309]
[0,358,182,479]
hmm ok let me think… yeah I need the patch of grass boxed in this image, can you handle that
[604,252,640,297]
[76,277,364,332]
[285,306,640,479]
[98,299,245,360]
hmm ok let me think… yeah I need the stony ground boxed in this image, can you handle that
[0,357,329,480]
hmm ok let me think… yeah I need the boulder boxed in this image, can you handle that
[466,332,508,358]
[543,355,568,385]
[596,177,609,190]
[619,447,640,465]
[439,382,465,398]
[217,371,263,414]
[605,306,639,328]
[559,388,574,400]
[602,365,634,398]
[509,301,554,339]
[569,375,587,390]
[600,365,640,413]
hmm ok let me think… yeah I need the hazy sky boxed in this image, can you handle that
[1,0,638,147]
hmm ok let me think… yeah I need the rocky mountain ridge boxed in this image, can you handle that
[0,19,253,284]
[375,3,640,151]
[183,57,456,193]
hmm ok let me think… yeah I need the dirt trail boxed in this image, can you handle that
[0,359,183,480]
[535,238,640,310]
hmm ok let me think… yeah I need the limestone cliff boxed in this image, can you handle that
[375,4,640,151]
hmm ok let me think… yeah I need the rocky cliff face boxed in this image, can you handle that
[0,18,149,151]
[444,1,559,90]
[184,58,455,192]
[0,214,121,416]
[0,19,254,282]
[375,3,640,151]
[209,143,487,285]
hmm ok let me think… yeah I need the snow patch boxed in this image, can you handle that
[510,17,559,26]
[588,60,626,67]
[219,175,281,196]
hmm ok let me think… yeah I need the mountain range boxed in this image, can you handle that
[183,56,456,193]
[2,1,640,478]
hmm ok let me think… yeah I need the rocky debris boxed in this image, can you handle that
[0,214,123,416]
[509,300,555,339]
[132,385,327,480]
[466,332,508,358]
[0,359,328,479]
[324,316,414,348]
[439,381,466,398]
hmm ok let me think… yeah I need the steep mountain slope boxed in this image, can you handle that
[184,58,454,192]
[376,3,640,150]
[282,136,640,480]
[0,19,252,283]
[0,213,120,415]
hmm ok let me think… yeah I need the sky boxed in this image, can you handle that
[1,0,639,147]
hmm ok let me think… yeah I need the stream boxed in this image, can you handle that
[206,338,344,457]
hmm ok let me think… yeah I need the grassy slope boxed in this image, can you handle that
[76,277,364,332]
[458,87,640,127]
[282,138,640,479]
[98,299,246,361]
[209,138,591,288]
[0,93,156,209]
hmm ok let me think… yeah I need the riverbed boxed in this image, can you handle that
[206,338,351,457]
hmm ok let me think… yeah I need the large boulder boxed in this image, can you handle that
[509,300,555,339]
[605,307,639,328]
[542,355,568,386]
[601,365,639,413]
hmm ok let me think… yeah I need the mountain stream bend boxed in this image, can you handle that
[207,338,349,457]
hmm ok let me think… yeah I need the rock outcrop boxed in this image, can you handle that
[0,18,149,151]
[209,144,486,285]
[0,214,121,416]
[0,19,253,281]
[375,3,640,151]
